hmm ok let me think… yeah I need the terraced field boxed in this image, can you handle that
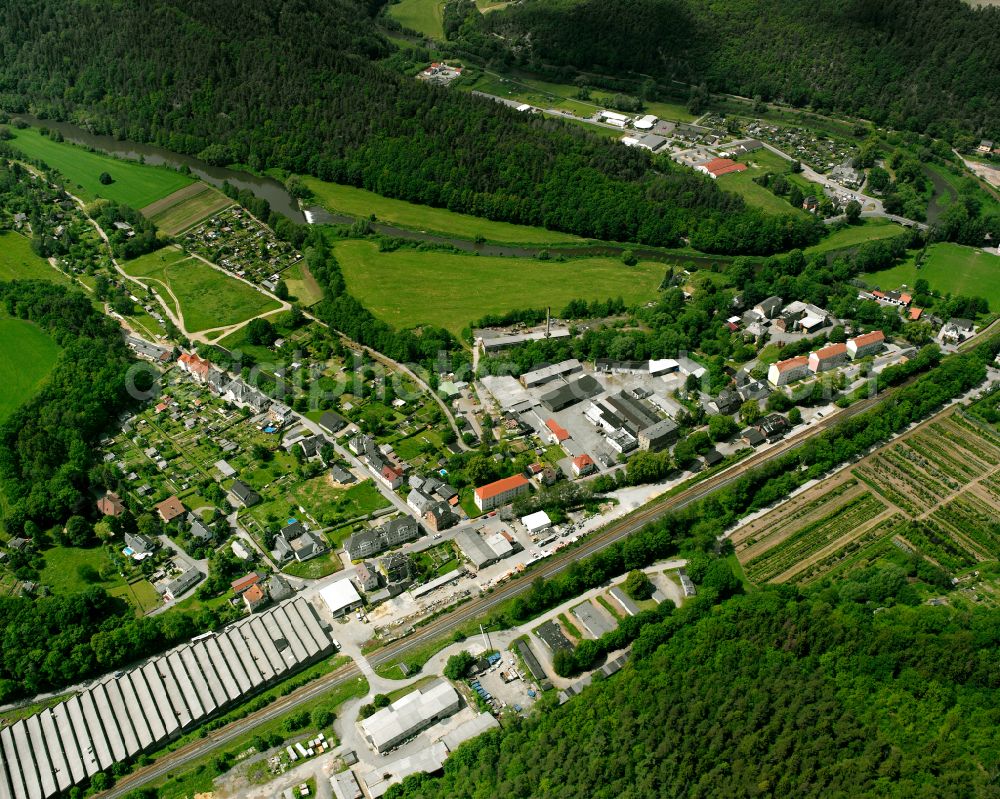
[736,406,1000,585]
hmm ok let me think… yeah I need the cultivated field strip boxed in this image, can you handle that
[736,408,1000,585]
[744,493,886,583]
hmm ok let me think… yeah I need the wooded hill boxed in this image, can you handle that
[476,0,1000,140]
[0,0,819,254]
[387,580,1000,799]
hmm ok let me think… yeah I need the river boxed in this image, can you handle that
[13,114,740,267]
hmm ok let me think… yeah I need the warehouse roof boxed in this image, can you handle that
[360,681,460,753]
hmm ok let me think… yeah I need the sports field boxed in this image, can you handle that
[805,218,905,255]
[387,0,444,38]
[122,247,281,333]
[142,183,233,235]
[302,177,581,244]
[0,313,61,422]
[0,231,70,284]
[334,240,665,335]
[8,127,193,207]
[862,243,1000,310]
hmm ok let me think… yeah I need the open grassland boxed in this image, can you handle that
[862,242,1000,309]
[8,127,193,207]
[37,545,161,615]
[281,260,324,306]
[736,408,1000,586]
[0,314,61,423]
[0,231,70,284]
[303,177,580,244]
[334,240,665,335]
[718,149,808,216]
[122,247,281,332]
[387,0,444,38]
[144,183,233,235]
[804,218,905,255]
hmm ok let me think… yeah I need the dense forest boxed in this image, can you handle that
[0,281,139,535]
[0,0,820,254]
[388,580,1000,798]
[475,0,1000,140]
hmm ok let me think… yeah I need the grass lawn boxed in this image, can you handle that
[387,0,444,38]
[145,183,233,235]
[0,231,71,284]
[861,242,1000,310]
[38,546,121,594]
[302,177,580,244]
[717,150,807,216]
[282,553,343,579]
[8,126,194,207]
[109,579,163,615]
[805,219,906,255]
[334,240,665,336]
[291,476,391,525]
[0,313,61,423]
[122,246,281,332]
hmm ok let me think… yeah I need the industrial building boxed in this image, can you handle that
[521,510,552,535]
[360,680,461,753]
[319,579,364,617]
[455,528,517,569]
[0,598,334,799]
[363,742,449,798]
[520,359,582,389]
[638,419,679,452]
[539,374,602,412]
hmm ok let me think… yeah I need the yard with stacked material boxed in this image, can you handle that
[334,239,665,335]
[8,126,193,207]
[0,231,70,284]
[141,183,233,235]
[734,405,1000,586]
[122,246,281,333]
[302,177,582,244]
[0,312,61,423]
[861,242,1000,309]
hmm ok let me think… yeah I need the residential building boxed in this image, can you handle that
[296,434,328,459]
[711,389,741,415]
[163,567,202,600]
[354,561,380,592]
[344,517,421,560]
[940,318,974,344]
[268,573,294,602]
[177,352,211,381]
[407,489,435,515]
[231,572,262,595]
[155,495,186,524]
[360,680,461,753]
[290,530,326,562]
[768,355,810,386]
[869,289,912,308]
[124,532,157,557]
[424,502,457,533]
[243,583,268,613]
[228,479,261,508]
[753,296,783,319]
[571,454,597,477]
[97,491,125,518]
[808,342,848,373]
[742,427,766,446]
[756,414,790,442]
[847,330,885,359]
[378,464,404,490]
[378,552,411,585]
[638,419,679,452]
[977,139,994,155]
[473,474,530,512]
[126,336,172,363]
[319,411,347,434]
[188,515,213,542]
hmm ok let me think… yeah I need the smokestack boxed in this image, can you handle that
[546,306,551,338]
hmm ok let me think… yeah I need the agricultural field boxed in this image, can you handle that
[0,231,71,284]
[142,183,233,235]
[122,246,281,333]
[302,177,581,244]
[804,219,906,256]
[387,0,444,38]
[0,313,61,423]
[861,242,1000,310]
[736,407,1000,586]
[8,126,193,207]
[334,240,665,336]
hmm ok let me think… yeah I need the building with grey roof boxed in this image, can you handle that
[0,598,333,799]
[359,680,460,753]
[440,713,500,751]
[363,742,449,798]
[455,528,499,569]
[520,359,582,388]
[638,419,679,452]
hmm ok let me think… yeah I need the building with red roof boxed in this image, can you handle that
[545,418,570,444]
[847,330,885,359]
[808,342,849,373]
[155,495,186,523]
[474,474,530,512]
[695,158,748,179]
[571,454,597,477]
[178,352,212,381]
[231,572,262,595]
[767,355,810,387]
[97,491,125,518]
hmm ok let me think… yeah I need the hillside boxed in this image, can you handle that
[387,582,1000,799]
[478,0,1000,138]
[0,0,817,254]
